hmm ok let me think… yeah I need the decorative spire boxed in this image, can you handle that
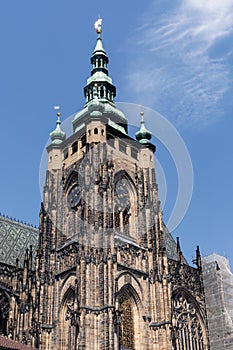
[176,237,182,263]
[83,18,116,105]
[195,245,202,270]
[135,112,152,145]
[73,20,128,134]
[50,106,66,145]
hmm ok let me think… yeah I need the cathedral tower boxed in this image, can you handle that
[3,22,210,350]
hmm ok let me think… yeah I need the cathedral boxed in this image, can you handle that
[0,22,210,350]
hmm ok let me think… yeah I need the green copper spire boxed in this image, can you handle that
[50,107,66,145]
[135,112,152,145]
[72,19,128,134]
[83,19,116,105]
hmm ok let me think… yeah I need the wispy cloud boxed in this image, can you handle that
[126,0,233,126]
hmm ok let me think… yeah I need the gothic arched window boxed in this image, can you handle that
[60,286,79,350]
[119,295,135,350]
[114,173,135,236]
[171,292,207,350]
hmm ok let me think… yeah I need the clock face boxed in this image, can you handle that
[68,184,81,209]
[115,178,130,211]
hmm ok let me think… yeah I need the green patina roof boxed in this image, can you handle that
[87,71,113,85]
[92,36,107,57]
[135,114,152,145]
[108,119,127,134]
[50,115,66,145]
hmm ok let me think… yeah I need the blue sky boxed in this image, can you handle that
[0,1,232,267]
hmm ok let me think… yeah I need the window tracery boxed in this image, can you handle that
[61,286,79,350]
[114,174,134,236]
[171,293,206,350]
[119,295,135,350]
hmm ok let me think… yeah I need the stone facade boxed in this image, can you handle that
[0,28,210,349]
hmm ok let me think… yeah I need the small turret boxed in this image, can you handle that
[136,112,152,145]
[195,245,202,270]
[49,107,66,145]
[176,237,183,263]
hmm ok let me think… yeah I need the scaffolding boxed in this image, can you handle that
[203,254,233,350]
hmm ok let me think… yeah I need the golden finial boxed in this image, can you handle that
[94,18,102,34]
[140,111,145,124]
[54,106,61,118]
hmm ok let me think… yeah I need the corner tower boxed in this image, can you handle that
[32,21,210,350]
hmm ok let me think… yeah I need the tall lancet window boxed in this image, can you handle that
[119,295,135,350]
[171,292,207,350]
[60,287,79,350]
[114,173,135,236]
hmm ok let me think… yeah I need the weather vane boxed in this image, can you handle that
[94,18,102,34]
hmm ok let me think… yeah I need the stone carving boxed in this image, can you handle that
[168,259,203,297]
[118,245,147,270]
[171,293,206,350]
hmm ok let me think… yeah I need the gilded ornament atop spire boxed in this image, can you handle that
[94,18,103,35]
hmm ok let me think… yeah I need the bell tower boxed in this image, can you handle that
[34,20,210,350]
